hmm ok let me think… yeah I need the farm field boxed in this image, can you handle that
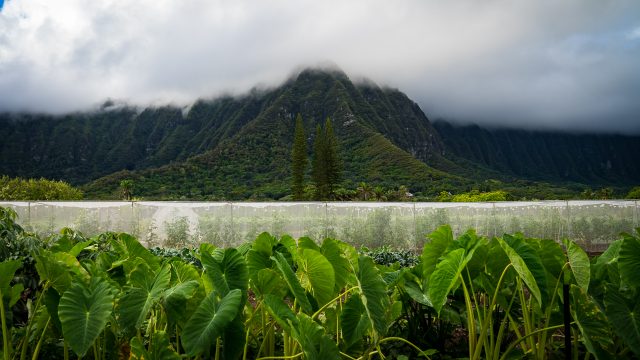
[1,200,637,252]
[2,206,640,359]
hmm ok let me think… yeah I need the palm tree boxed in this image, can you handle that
[356,182,373,201]
[119,180,133,200]
[373,186,387,201]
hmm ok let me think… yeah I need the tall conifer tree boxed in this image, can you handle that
[312,117,341,200]
[291,114,307,200]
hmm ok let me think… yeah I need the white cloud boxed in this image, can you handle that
[0,0,639,133]
[628,26,640,40]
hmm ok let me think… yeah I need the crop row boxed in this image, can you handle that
[1,206,639,359]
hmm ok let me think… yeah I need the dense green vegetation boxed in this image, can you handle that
[0,176,83,200]
[627,186,640,199]
[2,206,639,359]
[1,69,638,201]
[434,121,640,187]
[436,190,508,202]
[291,115,307,200]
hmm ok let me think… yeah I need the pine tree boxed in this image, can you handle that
[291,114,307,200]
[312,117,341,200]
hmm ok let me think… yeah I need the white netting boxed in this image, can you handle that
[1,200,637,250]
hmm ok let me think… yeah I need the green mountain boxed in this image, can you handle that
[0,68,638,200]
[434,121,640,186]
[83,69,466,200]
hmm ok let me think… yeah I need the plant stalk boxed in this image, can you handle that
[0,287,11,360]
[498,324,565,360]
[312,286,358,320]
[255,352,303,360]
[31,316,51,360]
[20,284,48,360]
[471,263,512,360]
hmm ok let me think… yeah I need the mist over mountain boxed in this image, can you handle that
[1,68,638,200]
[2,1,640,134]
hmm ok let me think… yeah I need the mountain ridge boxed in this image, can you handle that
[1,67,639,200]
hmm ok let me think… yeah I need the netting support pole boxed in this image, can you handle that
[413,202,417,250]
[324,202,328,240]
[492,202,497,238]
[565,201,572,241]
[230,202,234,248]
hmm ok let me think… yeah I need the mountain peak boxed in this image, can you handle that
[291,65,350,83]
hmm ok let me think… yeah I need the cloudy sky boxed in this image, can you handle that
[1,0,639,133]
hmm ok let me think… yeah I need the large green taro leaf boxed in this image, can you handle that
[0,260,21,293]
[110,233,159,273]
[354,255,389,336]
[163,261,200,326]
[320,238,353,291]
[252,268,286,298]
[118,263,171,333]
[619,234,640,288]
[498,237,542,306]
[427,248,466,314]
[604,287,640,357]
[58,277,115,357]
[566,239,590,292]
[34,250,87,293]
[503,234,548,306]
[297,248,335,308]
[290,313,340,360]
[222,314,245,360]
[181,289,242,356]
[421,225,454,289]
[571,285,615,360]
[253,232,277,256]
[202,248,248,299]
[273,252,312,313]
[340,294,370,348]
[263,294,298,334]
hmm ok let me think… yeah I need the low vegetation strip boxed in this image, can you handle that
[1,206,639,359]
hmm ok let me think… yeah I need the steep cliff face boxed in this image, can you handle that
[434,121,640,185]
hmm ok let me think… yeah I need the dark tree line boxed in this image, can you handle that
[291,115,341,200]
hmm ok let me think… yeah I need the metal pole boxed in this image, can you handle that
[492,202,497,238]
[566,201,571,240]
[230,202,234,247]
[413,202,417,250]
[324,202,328,240]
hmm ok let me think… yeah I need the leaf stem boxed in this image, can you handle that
[378,337,432,360]
[471,263,513,360]
[312,287,358,320]
[339,351,357,359]
[0,287,11,360]
[255,352,303,360]
[498,324,565,360]
[31,316,50,360]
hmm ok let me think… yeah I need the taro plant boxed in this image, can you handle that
[577,228,640,358]
[401,225,595,360]
[1,204,638,360]
[243,232,429,359]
